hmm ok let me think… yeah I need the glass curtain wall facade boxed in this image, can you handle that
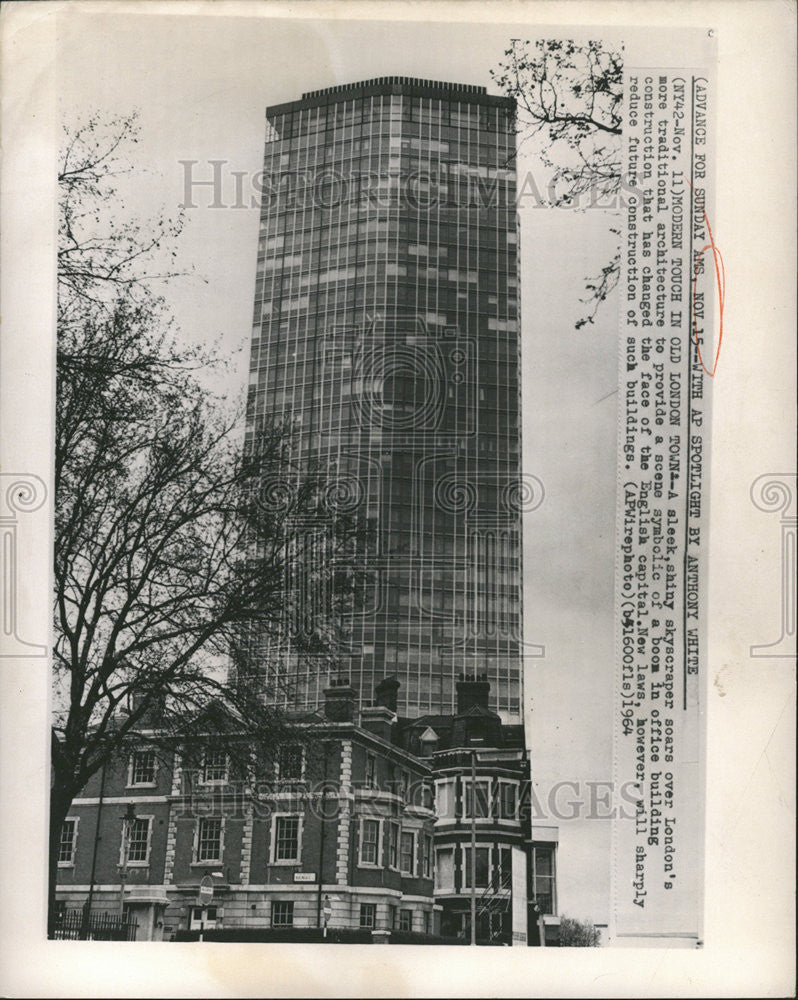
[246,78,523,720]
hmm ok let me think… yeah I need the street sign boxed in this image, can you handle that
[322,896,332,922]
[198,875,214,905]
[293,872,316,883]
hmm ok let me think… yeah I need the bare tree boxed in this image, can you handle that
[50,114,360,934]
[492,39,623,328]
[58,112,185,315]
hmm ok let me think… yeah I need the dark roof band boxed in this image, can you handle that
[266,77,514,117]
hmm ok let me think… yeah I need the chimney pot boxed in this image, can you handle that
[374,676,400,713]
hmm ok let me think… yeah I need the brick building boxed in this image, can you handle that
[56,676,557,944]
[56,682,437,941]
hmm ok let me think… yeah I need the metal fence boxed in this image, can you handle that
[52,909,139,941]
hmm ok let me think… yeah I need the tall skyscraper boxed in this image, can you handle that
[246,77,524,721]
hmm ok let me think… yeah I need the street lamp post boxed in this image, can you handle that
[536,898,547,948]
[118,803,137,918]
[470,749,476,946]
[81,760,107,939]
[316,743,329,931]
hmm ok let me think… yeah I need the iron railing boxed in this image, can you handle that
[52,908,139,941]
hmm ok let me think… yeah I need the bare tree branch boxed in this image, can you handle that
[491,39,623,328]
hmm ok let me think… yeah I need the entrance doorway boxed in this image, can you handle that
[189,906,218,932]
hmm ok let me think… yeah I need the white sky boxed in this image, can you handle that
[58,10,621,924]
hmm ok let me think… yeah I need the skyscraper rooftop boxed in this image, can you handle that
[302,77,488,99]
[266,77,514,115]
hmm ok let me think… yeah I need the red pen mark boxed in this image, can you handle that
[688,183,725,377]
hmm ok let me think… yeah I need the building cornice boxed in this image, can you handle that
[266,77,515,117]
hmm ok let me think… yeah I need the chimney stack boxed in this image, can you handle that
[129,690,164,727]
[360,677,400,742]
[323,678,356,722]
[456,673,490,714]
[374,676,400,713]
